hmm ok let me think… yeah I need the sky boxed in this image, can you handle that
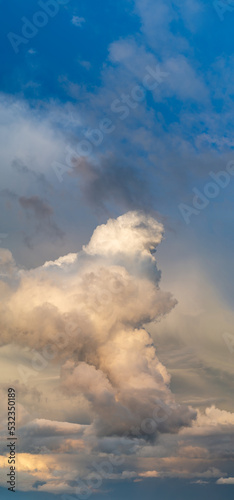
[0,0,234,498]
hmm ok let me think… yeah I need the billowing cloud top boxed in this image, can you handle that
[83,211,164,257]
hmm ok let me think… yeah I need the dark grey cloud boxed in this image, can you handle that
[70,153,154,214]
[19,195,64,245]
[32,481,47,490]
[12,158,52,194]
[19,196,53,218]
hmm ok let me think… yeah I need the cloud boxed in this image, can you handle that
[19,418,86,437]
[149,255,234,413]
[196,406,234,428]
[181,406,234,436]
[70,154,153,213]
[19,196,53,219]
[0,248,17,279]
[0,93,74,262]
[32,481,47,489]
[121,471,138,479]
[12,158,51,192]
[217,477,234,484]
[191,480,209,484]
[139,470,159,477]
[71,16,86,27]
[133,0,205,54]
[178,446,209,459]
[18,195,64,245]
[0,211,195,442]
[109,39,207,103]
[13,417,87,455]
[83,210,164,258]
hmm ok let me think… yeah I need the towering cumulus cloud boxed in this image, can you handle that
[0,212,195,441]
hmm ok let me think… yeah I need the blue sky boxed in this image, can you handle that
[1,479,233,500]
[1,479,234,499]
[0,0,234,499]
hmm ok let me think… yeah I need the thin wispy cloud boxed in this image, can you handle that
[71,15,86,27]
